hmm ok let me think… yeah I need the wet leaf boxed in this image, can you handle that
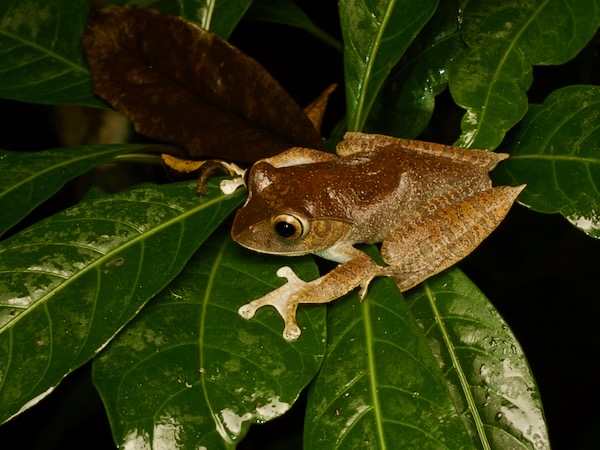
[82,7,323,162]
[408,268,550,449]
[304,274,474,448]
[449,0,600,149]
[93,227,325,448]
[0,144,150,237]
[0,180,244,424]
[0,0,101,107]
[495,85,600,238]
[365,0,464,138]
[340,0,438,131]
[305,260,549,449]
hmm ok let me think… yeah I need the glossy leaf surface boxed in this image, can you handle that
[93,228,326,448]
[365,0,463,138]
[0,180,244,424]
[0,0,101,107]
[496,85,600,238]
[0,144,149,237]
[82,7,323,162]
[408,268,550,449]
[305,265,549,448]
[305,273,473,448]
[449,0,600,149]
[340,0,438,131]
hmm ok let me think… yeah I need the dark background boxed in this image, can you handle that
[1,2,599,448]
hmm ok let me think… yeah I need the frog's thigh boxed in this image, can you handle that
[382,185,524,291]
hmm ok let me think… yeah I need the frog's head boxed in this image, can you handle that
[231,161,352,256]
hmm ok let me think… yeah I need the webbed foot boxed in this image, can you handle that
[238,266,312,341]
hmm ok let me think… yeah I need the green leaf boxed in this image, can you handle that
[495,85,600,238]
[408,268,550,449]
[211,0,253,38]
[305,266,549,448]
[365,0,463,138]
[0,180,244,424]
[93,227,326,448]
[449,0,600,149]
[179,0,252,38]
[0,144,150,237]
[304,275,474,448]
[340,0,438,131]
[0,0,101,107]
[246,0,343,51]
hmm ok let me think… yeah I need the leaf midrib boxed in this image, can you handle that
[350,0,397,131]
[509,154,600,164]
[362,297,386,449]
[468,0,550,146]
[424,283,491,450]
[199,236,229,438]
[0,145,145,202]
[0,28,87,75]
[0,189,242,334]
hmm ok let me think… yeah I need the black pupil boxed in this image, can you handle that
[275,221,297,238]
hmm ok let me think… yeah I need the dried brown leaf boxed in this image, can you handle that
[161,154,208,174]
[82,7,323,162]
[303,83,336,133]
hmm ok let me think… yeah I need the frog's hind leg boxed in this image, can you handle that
[382,185,525,292]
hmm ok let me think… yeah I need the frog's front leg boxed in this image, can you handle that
[238,267,309,341]
[238,253,386,340]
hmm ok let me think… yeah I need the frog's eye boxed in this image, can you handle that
[272,214,309,240]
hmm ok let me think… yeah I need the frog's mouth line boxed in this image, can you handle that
[234,240,313,257]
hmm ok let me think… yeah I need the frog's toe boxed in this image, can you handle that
[238,303,257,319]
[276,266,305,286]
[283,322,302,341]
[358,270,394,300]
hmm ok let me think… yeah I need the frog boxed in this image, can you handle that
[228,132,525,341]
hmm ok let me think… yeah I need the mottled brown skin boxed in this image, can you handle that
[233,132,525,340]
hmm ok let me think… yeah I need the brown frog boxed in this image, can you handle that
[227,132,524,340]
